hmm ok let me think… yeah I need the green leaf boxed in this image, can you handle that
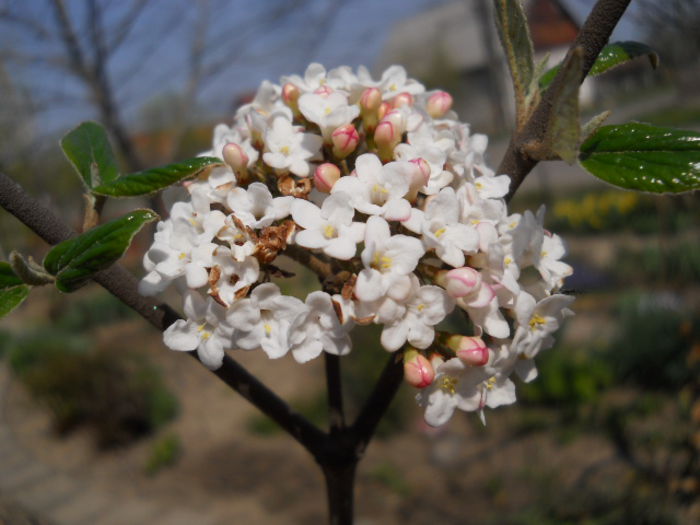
[546,48,583,164]
[494,0,534,128]
[0,285,30,318]
[61,121,120,188]
[0,262,30,318]
[540,41,659,90]
[0,261,23,289]
[92,157,223,197]
[589,41,659,76]
[581,110,612,142]
[43,209,158,292]
[579,123,700,193]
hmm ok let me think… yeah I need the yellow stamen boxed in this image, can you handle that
[434,227,446,238]
[324,107,332,115]
[281,145,290,155]
[529,314,546,330]
[440,376,458,395]
[179,252,187,260]
[417,303,426,311]
[372,183,388,195]
[485,376,497,390]
[264,323,272,336]
[371,252,393,270]
[504,256,513,266]
[323,224,337,238]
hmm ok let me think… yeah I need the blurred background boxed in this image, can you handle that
[0,0,699,523]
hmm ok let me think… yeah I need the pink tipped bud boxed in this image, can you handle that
[222,142,249,172]
[448,336,490,366]
[443,335,489,366]
[427,90,453,118]
[314,163,341,193]
[374,120,396,148]
[282,83,301,108]
[404,349,435,388]
[360,87,382,113]
[392,92,414,108]
[409,158,431,185]
[445,267,482,298]
[377,101,390,121]
[314,85,334,97]
[331,124,360,159]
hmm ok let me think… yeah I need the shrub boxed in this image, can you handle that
[5,328,178,448]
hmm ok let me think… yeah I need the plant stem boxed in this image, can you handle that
[322,462,357,525]
[325,353,346,434]
[498,0,633,200]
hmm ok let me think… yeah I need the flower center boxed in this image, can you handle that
[434,227,446,238]
[440,376,458,395]
[323,224,337,239]
[371,252,393,271]
[529,314,546,330]
[280,145,290,155]
[197,323,212,340]
[485,376,497,391]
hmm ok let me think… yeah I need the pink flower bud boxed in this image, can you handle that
[374,120,396,148]
[331,124,360,159]
[382,109,407,135]
[377,101,390,121]
[427,91,453,118]
[392,92,414,108]
[314,85,334,97]
[314,163,341,193]
[360,87,382,113]
[445,267,482,298]
[409,158,431,185]
[282,83,300,108]
[450,336,489,366]
[222,142,249,172]
[404,349,435,388]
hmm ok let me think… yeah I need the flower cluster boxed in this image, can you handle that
[140,63,573,426]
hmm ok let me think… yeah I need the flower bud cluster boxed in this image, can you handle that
[140,63,574,426]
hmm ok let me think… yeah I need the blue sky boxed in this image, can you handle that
[0,0,646,135]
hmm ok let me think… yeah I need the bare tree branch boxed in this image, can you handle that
[0,170,328,456]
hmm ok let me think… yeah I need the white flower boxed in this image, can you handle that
[228,283,304,359]
[298,91,360,140]
[209,246,260,306]
[375,65,425,100]
[380,276,454,351]
[289,291,351,363]
[355,216,424,303]
[536,233,573,292]
[139,203,224,294]
[292,192,364,260]
[417,351,517,426]
[511,291,575,358]
[422,187,478,267]
[332,154,412,221]
[163,291,233,370]
[226,182,292,229]
[262,115,323,176]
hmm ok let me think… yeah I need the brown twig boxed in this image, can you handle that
[498,0,632,201]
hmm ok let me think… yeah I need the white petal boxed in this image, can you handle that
[291,198,322,229]
[325,237,356,260]
[383,198,411,221]
[381,321,409,352]
[198,337,225,370]
[355,269,383,302]
[185,263,209,289]
[296,228,329,249]
[163,320,199,351]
